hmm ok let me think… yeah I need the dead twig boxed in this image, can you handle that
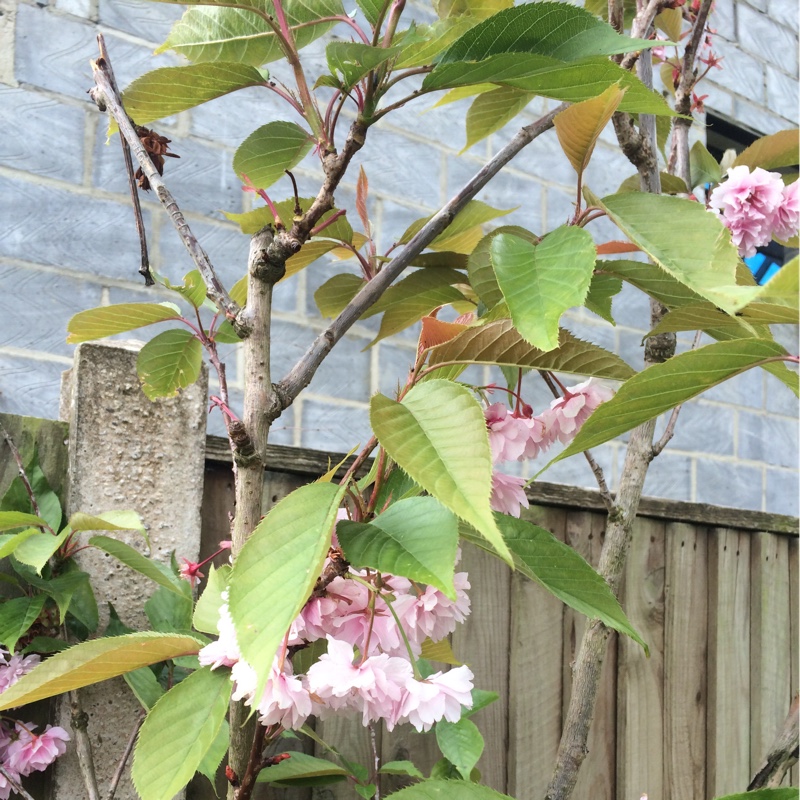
[748,695,800,790]
[0,766,37,800]
[89,37,240,324]
[105,711,144,800]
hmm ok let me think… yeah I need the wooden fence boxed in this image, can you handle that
[1,413,797,800]
[199,438,799,800]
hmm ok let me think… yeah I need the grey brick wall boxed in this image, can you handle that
[1,0,797,514]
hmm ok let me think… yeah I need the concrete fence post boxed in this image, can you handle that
[55,340,208,799]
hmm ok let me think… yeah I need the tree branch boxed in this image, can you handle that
[274,104,566,409]
[105,712,144,800]
[89,38,240,323]
[748,695,800,790]
[0,766,36,800]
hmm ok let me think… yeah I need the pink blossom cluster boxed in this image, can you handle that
[709,166,799,258]
[0,649,70,798]
[488,379,614,517]
[199,555,474,734]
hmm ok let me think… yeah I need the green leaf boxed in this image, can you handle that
[492,226,596,351]
[197,720,228,787]
[395,18,476,68]
[132,667,231,800]
[732,129,799,171]
[689,140,721,189]
[121,63,267,125]
[387,781,514,798]
[584,273,621,324]
[468,226,537,309]
[713,791,799,800]
[157,0,343,65]
[616,171,689,194]
[594,192,758,314]
[463,688,499,717]
[0,511,48,531]
[90,536,189,597]
[370,381,512,566]
[399,201,514,250]
[68,510,146,535]
[228,482,345,701]
[0,595,46,653]
[0,530,42,560]
[146,585,194,633]
[425,54,675,116]
[327,42,401,90]
[315,274,366,318]
[356,0,382,24]
[193,564,231,635]
[476,515,646,649]
[551,338,795,465]
[645,302,794,338]
[366,269,468,346]
[0,631,202,710]
[125,665,165,711]
[59,561,99,631]
[438,2,660,63]
[435,718,484,780]
[67,303,180,344]
[554,83,625,178]
[162,270,208,309]
[136,329,203,401]
[463,87,534,152]
[427,321,635,380]
[13,528,70,573]
[233,121,313,190]
[256,752,348,785]
[22,637,70,655]
[26,569,92,625]
[379,760,425,779]
[337,497,459,597]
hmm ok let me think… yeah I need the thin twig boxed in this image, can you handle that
[0,766,36,800]
[234,722,267,800]
[96,35,152,286]
[89,39,240,324]
[275,104,567,409]
[620,0,669,70]
[69,689,101,800]
[0,420,42,522]
[105,712,144,800]
[651,330,703,457]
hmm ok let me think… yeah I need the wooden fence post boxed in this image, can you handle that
[53,341,208,800]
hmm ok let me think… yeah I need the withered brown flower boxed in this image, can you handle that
[134,125,180,190]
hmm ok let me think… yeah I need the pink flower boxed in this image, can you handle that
[772,180,799,242]
[709,166,786,257]
[255,660,313,731]
[198,594,240,669]
[485,404,530,463]
[6,723,69,776]
[490,471,529,517]
[0,650,40,694]
[179,559,205,588]
[545,378,614,444]
[306,637,413,728]
[394,572,471,645]
[520,415,549,460]
[396,666,474,732]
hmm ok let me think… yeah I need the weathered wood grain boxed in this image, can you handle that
[205,437,799,535]
[790,537,799,788]
[561,511,616,800]
[617,517,666,800]
[706,528,751,798]
[507,506,567,800]
[664,522,708,800]
[451,541,513,792]
[750,532,792,781]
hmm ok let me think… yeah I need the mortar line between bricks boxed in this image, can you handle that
[0,345,73,365]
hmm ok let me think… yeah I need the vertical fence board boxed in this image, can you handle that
[563,511,616,800]
[750,532,792,781]
[664,522,708,800]
[617,517,666,800]
[507,506,567,799]
[790,537,799,788]
[706,528,751,798]
[450,541,512,792]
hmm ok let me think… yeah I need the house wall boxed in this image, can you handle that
[0,0,797,513]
